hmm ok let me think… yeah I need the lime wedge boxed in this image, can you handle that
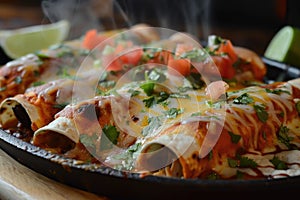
[264,26,300,67]
[0,20,70,59]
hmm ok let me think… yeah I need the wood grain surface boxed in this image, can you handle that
[0,149,109,200]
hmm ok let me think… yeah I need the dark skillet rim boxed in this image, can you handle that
[1,128,300,191]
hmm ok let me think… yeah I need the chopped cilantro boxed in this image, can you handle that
[142,116,162,136]
[99,80,116,89]
[127,142,142,153]
[265,88,291,95]
[191,112,201,117]
[147,68,166,82]
[156,91,170,103]
[239,157,258,168]
[253,104,268,123]
[143,96,156,108]
[102,125,120,145]
[102,45,115,55]
[207,172,219,180]
[53,102,69,109]
[233,93,253,105]
[185,73,205,90]
[169,93,190,99]
[140,82,155,96]
[236,170,244,179]
[228,131,241,144]
[32,81,45,87]
[228,156,258,168]
[164,108,184,119]
[228,158,238,168]
[270,156,288,170]
[277,125,293,149]
[180,48,208,62]
[56,68,77,80]
[128,89,141,97]
[79,133,98,154]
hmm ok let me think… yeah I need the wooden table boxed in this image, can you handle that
[0,149,109,200]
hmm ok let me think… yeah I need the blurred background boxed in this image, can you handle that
[0,0,300,63]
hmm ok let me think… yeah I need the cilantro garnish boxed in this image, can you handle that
[253,104,268,123]
[32,81,45,87]
[141,116,162,136]
[102,125,120,145]
[180,48,208,62]
[270,156,288,170]
[140,82,155,96]
[206,172,219,180]
[164,108,184,119]
[143,96,156,108]
[233,93,253,105]
[277,125,293,149]
[265,88,291,95]
[53,102,69,109]
[79,133,98,154]
[228,131,241,144]
[228,156,258,169]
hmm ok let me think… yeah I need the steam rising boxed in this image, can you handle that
[41,0,211,40]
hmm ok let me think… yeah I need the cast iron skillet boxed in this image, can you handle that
[0,58,300,200]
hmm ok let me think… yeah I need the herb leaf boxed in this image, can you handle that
[239,157,258,168]
[102,125,120,145]
[253,104,268,123]
[228,131,241,144]
[164,108,184,119]
[79,133,98,154]
[233,93,253,105]
[143,96,156,108]
[277,125,293,149]
[53,102,69,109]
[142,116,162,136]
[228,156,258,168]
[140,82,155,96]
[270,156,288,170]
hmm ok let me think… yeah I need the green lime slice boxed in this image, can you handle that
[264,26,300,67]
[0,20,70,59]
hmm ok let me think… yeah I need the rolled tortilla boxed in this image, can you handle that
[33,95,136,159]
[0,43,87,103]
[0,79,74,132]
[136,78,300,179]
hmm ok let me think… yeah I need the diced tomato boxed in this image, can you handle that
[146,50,173,65]
[203,56,236,79]
[217,40,238,62]
[82,29,107,50]
[102,54,123,71]
[168,57,191,76]
[205,80,229,101]
[119,48,143,66]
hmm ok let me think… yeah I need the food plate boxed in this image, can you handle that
[0,61,299,200]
